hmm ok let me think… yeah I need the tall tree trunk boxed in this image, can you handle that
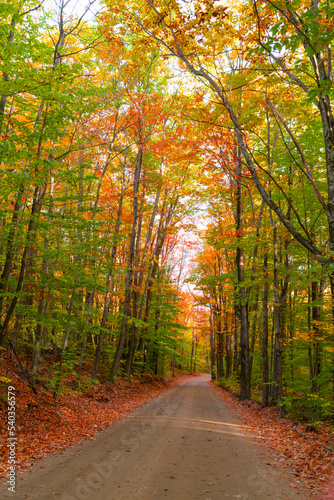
[262,250,270,407]
[190,329,195,375]
[311,279,323,393]
[124,191,179,378]
[0,183,25,328]
[235,154,250,400]
[0,178,48,344]
[31,187,55,382]
[248,293,259,382]
[209,306,216,380]
[91,168,126,379]
[225,310,233,379]
[216,300,224,379]
[124,181,162,379]
[123,188,145,380]
[233,311,239,376]
[271,227,284,413]
[109,147,143,382]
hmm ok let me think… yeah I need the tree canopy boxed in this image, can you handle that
[0,0,334,423]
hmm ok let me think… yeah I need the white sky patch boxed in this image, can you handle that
[42,0,101,22]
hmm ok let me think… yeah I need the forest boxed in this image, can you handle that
[1,0,334,433]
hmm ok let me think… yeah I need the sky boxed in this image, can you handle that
[42,0,101,22]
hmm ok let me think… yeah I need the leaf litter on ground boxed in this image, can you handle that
[210,381,334,499]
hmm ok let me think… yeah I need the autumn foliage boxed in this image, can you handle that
[1,0,334,493]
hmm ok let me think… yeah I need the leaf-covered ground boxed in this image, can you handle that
[210,381,334,499]
[0,363,186,478]
[1,367,334,499]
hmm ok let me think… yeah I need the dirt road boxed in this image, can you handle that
[1,375,312,499]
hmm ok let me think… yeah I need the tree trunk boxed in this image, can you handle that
[0,179,48,344]
[216,302,224,379]
[271,227,284,413]
[209,306,216,380]
[235,154,250,400]
[109,147,142,382]
[248,293,259,382]
[0,183,25,329]
[124,190,179,378]
[91,169,125,379]
[190,330,195,375]
[311,279,322,393]
[262,250,270,407]
[225,310,233,379]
